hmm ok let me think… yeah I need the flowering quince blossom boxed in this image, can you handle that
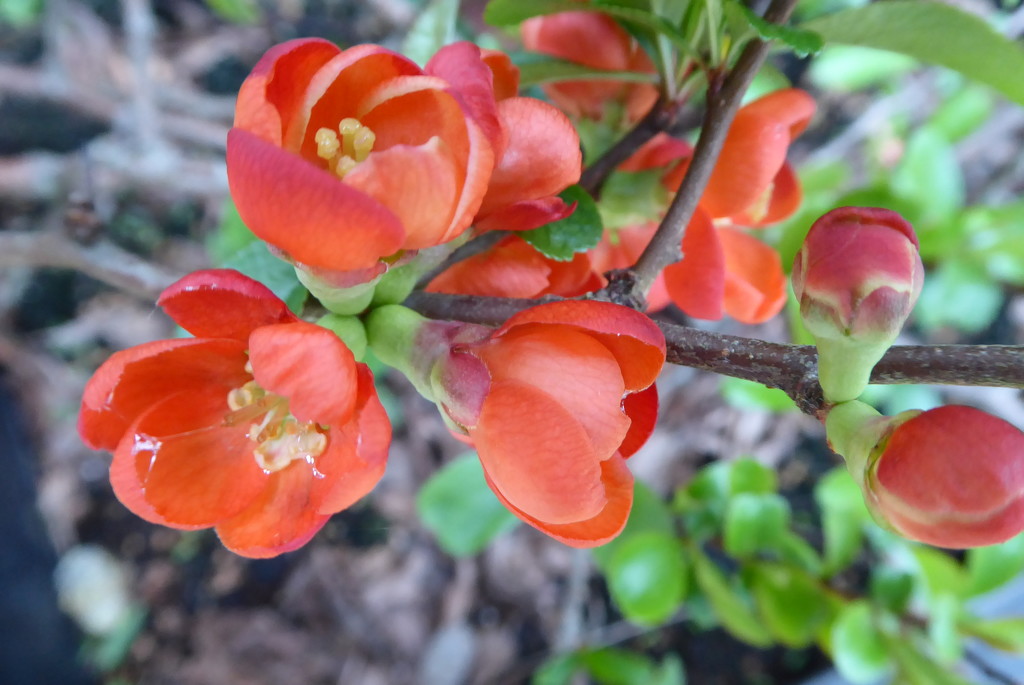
[827,402,1024,548]
[521,10,659,121]
[662,89,816,324]
[369,301,665,546]
[792,206,924,402]
[78,269,390,558]
[227,39,580,285]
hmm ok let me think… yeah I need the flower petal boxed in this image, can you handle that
[477,97,581,216]
[110,390,267,528]
[215,463,330,558]
[663,209,724,320]
[720,227,787,324]
[479,326,630,458]
[426,42,504,152]
[227,128,405,271]
[426,236,553,298]
[474,197,575,234]
[474,379,607,524]
[342,138,460,249]
[234,38,341,145]
[481,49,520,101]
[249,321,358,427]
[79,338,248,450]
[157,269,298,341]
[484,455,634,547]
[618,384,659,459]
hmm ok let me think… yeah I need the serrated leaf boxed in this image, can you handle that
[606,532,687,625]
[691,548,773,647]
[515,55,657,88]
[966,533,1024,597]
[519,185,603,261]
[802,0,1024,106]
[730,1,823,56]
[401,0,461,66]
[221,241,307,313]
[749,563,830,647]
[831,601,893,684]
[416,453,519,557]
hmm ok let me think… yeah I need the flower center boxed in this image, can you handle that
[315,117,376,179]
[226,372,328,474]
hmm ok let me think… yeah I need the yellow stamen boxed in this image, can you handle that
[352,128,376,162]
[335,156,358,177]
[253,418,328,473]
[315,128,341,161]
[313,117,377,179]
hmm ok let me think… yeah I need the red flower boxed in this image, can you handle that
[227,39,579,282]
[78,269,390,558]
[866,406,1024,548]
[431,301,665,546]
[521,11,658,121]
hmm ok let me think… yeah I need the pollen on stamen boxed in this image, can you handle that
[253,419,328,473]
[315,128,341,161]
[352,128,375,162]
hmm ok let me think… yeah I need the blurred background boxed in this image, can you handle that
[1,0,1024,683]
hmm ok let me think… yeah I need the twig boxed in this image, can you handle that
[624,0,800,305]
[403,292,1024,416]
[963,645,1022,685]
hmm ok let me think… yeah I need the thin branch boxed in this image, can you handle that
[624,0,800,305]
[963,646,1022,685]
[403,292,1024,416]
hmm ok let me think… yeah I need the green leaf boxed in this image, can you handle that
[831,601,893,684]
[887,637,973,685]
[915,259,1004,335]
[516,56,658,88]
[723,493,790,558]
[749,563,830,647]
[966,533,1024,597]
[730,1,824,56]
[519,185,603,261]
[532,654,580,685]
[928,593,963,663]
[0,0,42,26]
[891,127,964,224]
[807,45,917,92]
[483,0,579,25]
[221,241,307,313]
[579,648,660,685]
[728,458,777,495]
[204,0,260,23]
[815,467,869,576]
[402,0,461,66]
[775,531,823,575]
[964,617,1024,653]
[606,532,687,625]
[207,200,258,265]
[870,566,915,614]
[801,0,1024,106]
[416,453,519,556]
[911,546,968,598]
[691,548,773,647]
[720,378,796,413]
[928,85,993,143]
[592,481,674,570]
[598,169,671,230]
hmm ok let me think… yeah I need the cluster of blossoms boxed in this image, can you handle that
[79,10,1024,557]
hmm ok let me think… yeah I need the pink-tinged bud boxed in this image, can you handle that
[792,207,924,402]
[827,402,1024,549]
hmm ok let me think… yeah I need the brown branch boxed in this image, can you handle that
[403,292,1024,416]
[621,0,800,306]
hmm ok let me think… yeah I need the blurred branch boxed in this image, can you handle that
[620,0,800,307]
[404,292,1024,416]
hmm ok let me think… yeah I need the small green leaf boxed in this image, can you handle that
[723,493,790,558]
[515,55,657,88]
[592,481,674,570]
[963,617,1024,653]
[928,593,963,663]
[815,468,869,576]
[775,531,823,576]
[607,532,687,625]
[720,378,796,413]
[579,648,659,685]
[207,200,257,264]
[911,546,968,598]
[483,0,579,25]
[0,0,42,26]
[870,566,915,614]
[204,0,260,23]
[928,85,993,143]
[416,453,519,557]
[519,185,603,261]
[532,653,580,685]
[749,563,831,647]
[891,127,964,224]
[831,601,893,684]
[887,637,973,685]
[401,0,461,66]
[691,548,773,647]
[807,46,917,92]
[728,458,777,495]
[966,533,1024,597]
[802,0,1024,106]
[221,241,307,313]
[915,259,1004,335]
[730,1,824,56]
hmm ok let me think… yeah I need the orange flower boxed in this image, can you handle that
[227,39,580,282]
[78,269,390,558]
[521,11,658,121]
[425,235,602,299]
[429,301,665,546]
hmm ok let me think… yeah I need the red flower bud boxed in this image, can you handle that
[792,207,924,401]
[866,406,1024,548]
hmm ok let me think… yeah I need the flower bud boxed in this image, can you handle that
[827,402,1024,548]
[792,207,924,402]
